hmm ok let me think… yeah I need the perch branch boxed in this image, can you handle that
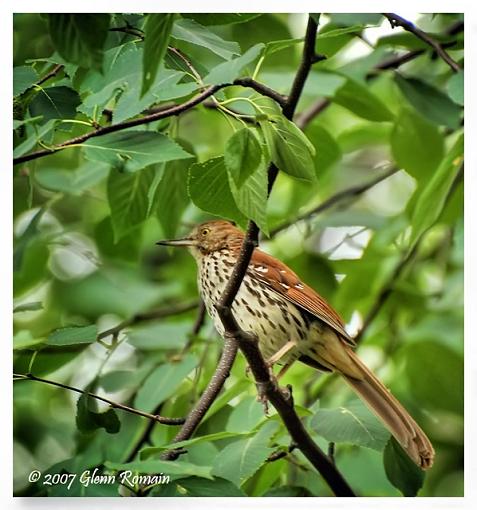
[212,15,355,497]
[13,372,185,425]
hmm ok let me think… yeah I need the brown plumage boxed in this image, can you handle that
[158,219,434,469]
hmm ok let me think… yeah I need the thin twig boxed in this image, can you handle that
[383,13,461,72]
[36,64,64,86]
[13,373,185,425]
[13,79,285,166]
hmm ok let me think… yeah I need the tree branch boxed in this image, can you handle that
[161,337,238,461]
[211,14,355,497]
[13,79,285,166]
[383,13,461,73]
[13,372,185,425]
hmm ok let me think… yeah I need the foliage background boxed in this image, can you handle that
[13,13,464,497]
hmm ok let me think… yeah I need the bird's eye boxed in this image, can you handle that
[201,228,210,237]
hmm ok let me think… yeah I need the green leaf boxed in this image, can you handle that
[395,75,462,129]
[310,399,390,451]
[316,24,369,39]
[47,14,110,70]
[14,301,43,313]
[140,431,248,459]
[105,459,212,479]
[76,387,121,434]
[304,124,342,173]
[448,70,464,106]
[171,476,245,496]
[204,43,264,85]
[410,133,463,245]
[155,153,195,239]
[35,161,110,195]
[28,86,81,124]
[76,391,121,434]
[224,128,262,186]
[259,117,315,181]
[127,321,191,351]
[171,18,240,59]
[405,340,463,414]
[47,325,98,346]
[182,14,261,26]
[82,130,192,172]
[142,14,175,96]
[188,157,246,226]
[13,206,46,271]
[228,159,269,234]
[226,396,265,433]
[315,23,355,58]
[261,38,304,58]
[211,421,278,486]
[337,123,392,153]
[332,76,395,121]
[13,66,39,96]
[80,46,196,123]
[107,165,163,242]
[13,119,57,158]
[330,13,383,25]
[383,437,424,496]
[391,107,444,181]
[13,330,44,350]
[134,355,198,412]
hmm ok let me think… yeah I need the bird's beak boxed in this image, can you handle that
[156,237,197,247]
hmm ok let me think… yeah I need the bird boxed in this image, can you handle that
[157,219,434,469]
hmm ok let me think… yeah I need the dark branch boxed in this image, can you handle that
[161,337,238,460]
[212,14,355,497]
[383,13,461,72]
[36,64,64,86]
[13,79,285,166]
[270,167,399,237]
[13,372,185,425]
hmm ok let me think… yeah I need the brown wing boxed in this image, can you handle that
[249,248,355,345]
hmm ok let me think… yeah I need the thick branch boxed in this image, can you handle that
[212,14,355,497]
[13,373,185,425]
[13,79,285,166]
[383,13,461,72]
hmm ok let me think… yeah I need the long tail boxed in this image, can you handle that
[342,348,434,469]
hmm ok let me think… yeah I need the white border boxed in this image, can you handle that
[3,1,476,509]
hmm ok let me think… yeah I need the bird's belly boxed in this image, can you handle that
[199,264,310,363]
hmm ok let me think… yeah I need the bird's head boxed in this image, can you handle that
[157,220,244,258]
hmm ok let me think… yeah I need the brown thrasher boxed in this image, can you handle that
[158,219,434,469]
